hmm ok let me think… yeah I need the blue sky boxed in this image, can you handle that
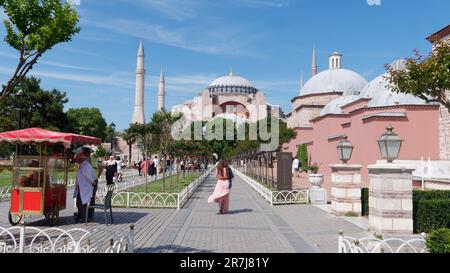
[0,0,449,130]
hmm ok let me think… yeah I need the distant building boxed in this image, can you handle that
[172,70,282,123]
[283,43,442,198]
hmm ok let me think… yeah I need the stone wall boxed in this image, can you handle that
[289,93,342,128]
[439,92,450,160]
[292,93,341,110]
[290,108,323,128]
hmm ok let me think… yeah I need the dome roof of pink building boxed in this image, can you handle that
[320,95,360,116]
[300,68,368,96]
[360,74,430,107]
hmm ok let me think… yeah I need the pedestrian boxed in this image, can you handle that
[138,159,142,176]
[73,147,97,223]
[104,155,117,186]
[116,156,123,182]
[208,160,232,214]
[292,157,300,178]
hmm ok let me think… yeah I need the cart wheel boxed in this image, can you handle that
[8,211,23,226]
[45,206,59,226]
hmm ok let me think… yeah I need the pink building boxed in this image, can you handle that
[284,56,441,197]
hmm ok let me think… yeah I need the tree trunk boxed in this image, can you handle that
[128,142,132,166]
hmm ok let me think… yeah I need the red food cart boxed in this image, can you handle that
[0,128,101,226]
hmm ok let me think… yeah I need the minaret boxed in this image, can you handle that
[312,45,317,77]
[131,41,146,124]
[301,71,305,88]
[299,71,304,95]
[158,68,165,112]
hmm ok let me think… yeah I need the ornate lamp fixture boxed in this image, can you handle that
[377,125,403,163]
[336,135,354,164]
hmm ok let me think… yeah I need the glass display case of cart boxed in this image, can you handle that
[10,147,69,217]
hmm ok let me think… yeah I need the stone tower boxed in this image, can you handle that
[312,45,317,77]
[158,68,165,112]
[131,41,146,124]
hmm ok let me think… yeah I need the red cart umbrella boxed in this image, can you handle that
[0,128,102,148]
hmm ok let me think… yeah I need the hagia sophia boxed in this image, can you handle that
[125,24,450,195]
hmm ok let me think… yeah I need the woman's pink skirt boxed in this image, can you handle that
[208,179,230,204]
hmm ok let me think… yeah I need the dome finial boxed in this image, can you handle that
[229,67,234,76]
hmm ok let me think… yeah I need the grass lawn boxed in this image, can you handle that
[0,169,77,187]
[127,172,202,194]
[0,170,13,187]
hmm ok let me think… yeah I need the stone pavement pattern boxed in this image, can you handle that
[0,171,369,253]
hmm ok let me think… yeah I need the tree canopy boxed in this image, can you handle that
[67,108,108,141]
[386,41,450,113]
[0,0,80,101]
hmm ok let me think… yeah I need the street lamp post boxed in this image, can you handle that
[110,122,116,156]
[15,89,26,130]
[14,90,26,157]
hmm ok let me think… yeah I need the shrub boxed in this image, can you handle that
[309,164,319,174]
[426,228,450,253]
[413,190,450,233]
[297,144,308,172]
[361,188,369,216]
[416,199,450,233]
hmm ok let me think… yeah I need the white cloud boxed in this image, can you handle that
[228,0,290,8]
[0,51,103,72]
[120,0,200,21]
[38,60,103,72]
[85,18,256,56]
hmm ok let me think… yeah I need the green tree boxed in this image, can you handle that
[147,111,183,191]
[0,0,80,101]
[386,41,450,113]
[0,77,70,132]
[67,108,108,141]
[0,77,70,157]
[122,124,140,163]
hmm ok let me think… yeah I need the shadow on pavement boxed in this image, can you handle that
[227,209,253,215]
[139,245,213,253]
[28,211,148,227]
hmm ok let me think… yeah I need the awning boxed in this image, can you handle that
[0,128,102,148]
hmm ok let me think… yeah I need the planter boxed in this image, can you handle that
[309,174,324,188]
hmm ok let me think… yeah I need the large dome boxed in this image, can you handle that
[360,74,429,107]
[301,69,368,96]
[208,71,258,94]
[320,95,360,116]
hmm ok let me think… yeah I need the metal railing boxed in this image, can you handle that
[338,231,427,253]
[97,168,213,209]
[234,168,309,206]
[0,225,135,253]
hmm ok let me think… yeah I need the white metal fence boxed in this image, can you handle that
[338,231,427,253]
[0,225,135,253]
[97,168,213,209]
[234,168,309,206]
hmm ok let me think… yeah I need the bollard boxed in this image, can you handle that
[338,230,344,253]
[128,224,135,253]
[19,226,26,253]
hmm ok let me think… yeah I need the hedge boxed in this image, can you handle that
[426,228,450,253]
[361,188,369,216]
[413,190,450,233]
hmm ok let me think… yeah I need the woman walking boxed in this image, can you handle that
[208,160,231,214]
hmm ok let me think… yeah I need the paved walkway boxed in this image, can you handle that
[0,172,369,253]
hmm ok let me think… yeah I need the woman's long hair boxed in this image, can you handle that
[216,160,229,177]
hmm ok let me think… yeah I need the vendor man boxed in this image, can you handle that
[73,147,97,223]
